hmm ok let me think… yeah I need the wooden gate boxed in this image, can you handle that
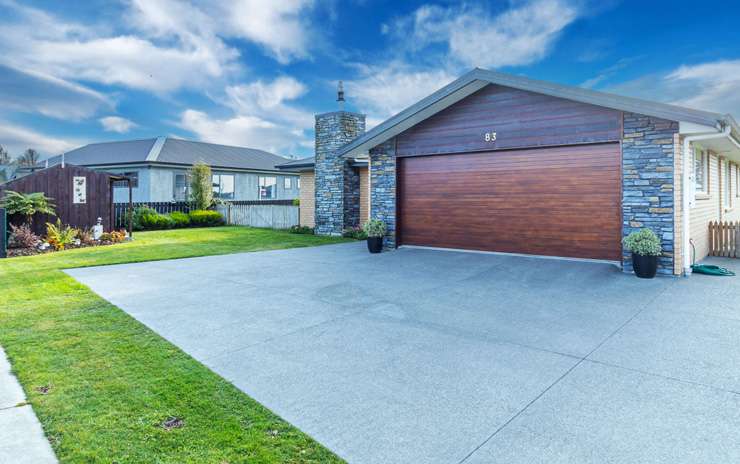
[709,221,740,257]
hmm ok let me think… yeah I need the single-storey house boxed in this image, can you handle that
[48,137,301,203]
[279,68,740,276]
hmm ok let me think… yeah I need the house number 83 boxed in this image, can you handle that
[484,131,497,142]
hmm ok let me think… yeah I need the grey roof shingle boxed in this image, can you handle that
[48,138,157,166]
[157,138,288,171]
[47,137,291,171]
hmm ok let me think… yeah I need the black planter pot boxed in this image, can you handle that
[632,252,658,279]
[367,236,383,253]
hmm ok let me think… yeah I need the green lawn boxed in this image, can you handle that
[0,227,349,463]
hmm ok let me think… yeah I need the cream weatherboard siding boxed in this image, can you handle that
[689,145,740,263]
[299,172,315,228]
[359,166,370,225]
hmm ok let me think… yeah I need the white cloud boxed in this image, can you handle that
[345,63,457,124]
[0,122,82,156]
[0,64,110,120]
[609,59,740,116]
[180,76,313,155]
[342,0,582,126]
[217,0,316,64]
[179,110,298,155]
[666,60,740,114]
[387,0,581,69]
[100,116,137,133]
[224,77,313,128]
[0,0,318,97]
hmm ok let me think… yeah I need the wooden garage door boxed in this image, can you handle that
[397,143,622,261]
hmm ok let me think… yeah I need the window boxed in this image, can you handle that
[297,177,301,189]
[173,173,189,201]
[284,177,292,189]
[114,171,138,188]
[694,148,708,195]
[258,176,277,199]
[736,164,740,198]
[212,174,235,199]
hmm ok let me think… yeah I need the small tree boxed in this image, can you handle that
[189,161,213,210]
[1,190,56,226]
[17,148,41,167]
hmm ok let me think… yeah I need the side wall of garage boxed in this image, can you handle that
[621,114,679,275]
[368,86,679,274]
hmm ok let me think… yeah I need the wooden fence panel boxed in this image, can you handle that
[709,221,739,258]
[217,204,298,229]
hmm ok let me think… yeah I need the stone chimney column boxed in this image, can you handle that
[314,111,365,235]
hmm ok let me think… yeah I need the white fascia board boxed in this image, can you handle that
[679,121,720,135]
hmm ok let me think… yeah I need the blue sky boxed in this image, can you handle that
[2,0,740,159]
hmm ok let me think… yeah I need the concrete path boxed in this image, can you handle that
[0,346,57,464]
[66,243,740,464]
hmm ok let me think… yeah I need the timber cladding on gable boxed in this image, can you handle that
[395,84,623,157]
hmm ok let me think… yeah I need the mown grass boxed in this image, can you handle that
[0,227,349,463]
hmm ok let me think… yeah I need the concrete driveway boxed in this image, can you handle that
[67,243,740,464]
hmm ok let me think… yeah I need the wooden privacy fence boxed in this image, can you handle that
[709,221,740,257]
[217,203,298,229]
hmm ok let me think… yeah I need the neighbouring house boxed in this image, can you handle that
[46,137,301,203]
[282,68,740,276]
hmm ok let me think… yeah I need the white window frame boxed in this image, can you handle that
[693,148,709,196]
[173,173,189,201]
[284,177,292,189]
[258,176,277,200]
[297,177,301,189]
[212,173,235,200]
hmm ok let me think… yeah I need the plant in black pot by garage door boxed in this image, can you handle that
[623,228,662,278]
[363,219,386,253]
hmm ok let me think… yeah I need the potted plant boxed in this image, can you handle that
[623,228,662,278]
[363,219,386,254]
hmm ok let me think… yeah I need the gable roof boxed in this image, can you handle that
[339,67,740,157]
[48,137,291,172]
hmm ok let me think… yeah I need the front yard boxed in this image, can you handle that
[0,227,348,463]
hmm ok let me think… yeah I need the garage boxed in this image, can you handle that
[397,143,623,261]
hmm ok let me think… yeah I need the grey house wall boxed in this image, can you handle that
[107,165,299,203]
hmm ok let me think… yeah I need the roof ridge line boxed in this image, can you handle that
[146,136,166,162]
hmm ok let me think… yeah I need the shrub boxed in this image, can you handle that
[76,227,96,245]
[168,211,191,228]
[8,223,40,249]
[188,209,224,227]
[189,162,213,210]
[292,198,300,206]
[289,225,314,235]
[99,230,126,243]
[342,226,367,240]
[363,219,387,238]
[133,207,174,230]
[1,190,56,226]
[623,228,662,256]
[45,220,77,251]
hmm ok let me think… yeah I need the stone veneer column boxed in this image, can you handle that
[622,113,679,275]
[314,111,365,235]
[369,138,397,248]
